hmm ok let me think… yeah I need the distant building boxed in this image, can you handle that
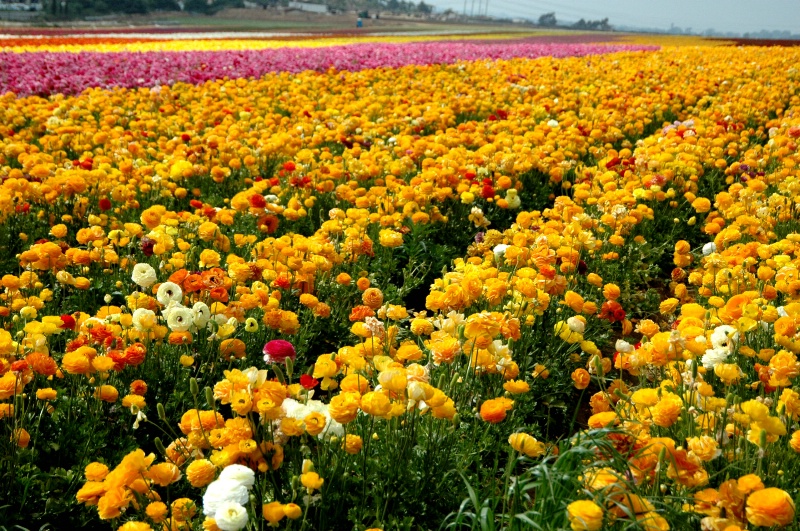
[287,1,327,13]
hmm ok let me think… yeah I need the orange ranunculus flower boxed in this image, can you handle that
[503,379,530,394]
[480,397,514,423]
[572,368,591,390]
[14,428,30,448]
[602,283,620,301]
[691,197,711,213]
[745,487,795,527]
[130,380,148,396]
[563,290,585,313]
[588,411,618,428]
[26,352,58,376]
[186,459,216,488]
[62,350,93,375]
[145,462,181,487]
[360,391,392,417]
[220,338,246,360]
[304,412,328,436]
[328,392,361,424]
[362,287,384,309]
[85,462,110,481]
[168,331,193,345]
[263,501,286,525]
[343,433,363,454]
[94,385,119,403]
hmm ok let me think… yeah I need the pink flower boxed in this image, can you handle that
[263,339,296,365]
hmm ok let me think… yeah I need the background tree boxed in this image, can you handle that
[538,12,557,27]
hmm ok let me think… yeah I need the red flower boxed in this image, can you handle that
[263,340,296,365]
[272,274,291,290]
[59,314,76,330]
[283,161,296,172]
[99,197,112,211]
[249,194,267,208]
[300,374,319,390]
[599,301,626,323]
[11,360,29,373]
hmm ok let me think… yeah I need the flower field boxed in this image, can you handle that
[1,31,800,531]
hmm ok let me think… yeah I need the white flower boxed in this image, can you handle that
[615,339,634,353]
[280,398,343,438]
[701,346,729,369]
[133,410,147,430]
[218,464,255,489]
[407,381,430,401]
[203,479,249,516]
[710,325,738,349]
[547,119,559,128]
[166,306,194,332]
[214,501,249,531]
[132,308,157,331]
[493,244,509,264]
[567,316,585,334]
[702,242,717,256]
[156,281,183,306]
[161,300,181,320]
[192,301,210,328]
[131,263,157,288]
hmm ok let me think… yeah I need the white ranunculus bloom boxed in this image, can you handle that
[131,308,157,331]
[567,316,585,334]
[615,339,634,353]
[710,325,738,349]
[131,263,157,288]
[203,479,249,516]
[218,464,255,488]
[493,244,509,264]
[156,281,183,306]
[701,346,729,369]
[702,242,717,256]
[214,502,249,531]
[166,306,194,332]
[192,301,210,328]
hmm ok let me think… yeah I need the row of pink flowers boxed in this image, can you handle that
[0,40,656,97]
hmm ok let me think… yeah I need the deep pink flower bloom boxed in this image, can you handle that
[0,42,656,97]
[263,339,296,365]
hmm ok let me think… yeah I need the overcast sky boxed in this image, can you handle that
[425,0,800,34]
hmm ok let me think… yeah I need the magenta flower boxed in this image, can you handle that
[263,339,296,365]
[0,42,657,97]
